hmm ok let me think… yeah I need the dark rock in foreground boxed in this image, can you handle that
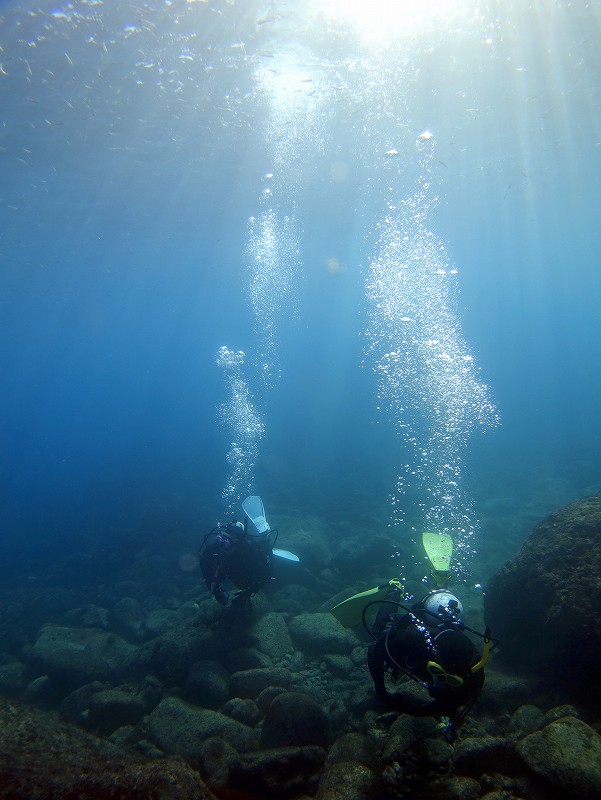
[0,697,215,799]
[147,697,259,758]
[485,492,601,707]
[261,691,332,748]
[230,745,327,797]
[30,625,137,687]
[517,716,601,799]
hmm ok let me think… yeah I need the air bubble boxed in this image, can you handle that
[216,347,265,514]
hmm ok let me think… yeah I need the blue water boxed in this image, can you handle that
[1,0,601,581]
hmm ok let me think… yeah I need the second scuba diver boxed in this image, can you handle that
[330,532,492,739]
[367,585,490,739]
[199,518,272,606]
[199,495,299,607]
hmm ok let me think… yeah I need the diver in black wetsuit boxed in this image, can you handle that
[367,589,490,738]
[199,519,273,607]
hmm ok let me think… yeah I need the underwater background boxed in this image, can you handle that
[2,0,600,586]
[3,2,601,797]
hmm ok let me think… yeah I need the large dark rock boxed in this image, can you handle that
[30,625,138,688]
[129,617,215,684]
[517,716,601,798]
[147,697,259,759]
[229,745,327,798]
[0,697,215,799]
[228,667,291,699]
[261,691,332,749]
[288,613,360,655]
[316,761,379,800]
[87,689,145,734]
[184,660,229,708]
[485,492,601,706]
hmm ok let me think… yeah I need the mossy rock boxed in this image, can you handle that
[485,492,601,707]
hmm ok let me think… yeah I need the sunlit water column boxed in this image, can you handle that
[364,133,499,576]
[247,198,300,388]
[216,47,325,510]
[215,346,265,516]
[247,48,332,387]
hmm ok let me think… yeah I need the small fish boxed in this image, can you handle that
[384,149,399,157]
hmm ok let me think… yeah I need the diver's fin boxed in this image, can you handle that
[242,495,270,533]
[330,579,402,628]
[422,531,453,585]
[272,548,300,562]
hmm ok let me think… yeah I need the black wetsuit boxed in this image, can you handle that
[199,527,272,605]
[368,608,484,720]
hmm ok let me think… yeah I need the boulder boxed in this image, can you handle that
[184,660,229,708]
[198,736,238,790]
[250,612,294,659]
[111,597,145,641]
[323,654,353,677]
[143,608,178,638]
[0,696,215,799]
[424,776,481,800]
[316,761,378,800]
[271,585,322,615]
[261,691,332,748]
[288,613,359,655]
[87,689,145,734]
[228,667,291,699]
[229,745,327,798]
[60,681,109,724]
[485,492,601,707]
[508,704,545,737]
[257,685,287,714]
[326,733,377,768]
[147,697,259,759]
[221,697,261,726]
[517,716,601,798]
[382,713,439,762]
[453,736,523,777]
[30,625,137,687]
[109,724,145,749]
[540,703,581,726]
[129,617,215,684]
[224,647,273,672]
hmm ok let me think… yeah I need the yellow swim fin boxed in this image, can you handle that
[330,579,402,628]
[422,531,453,585]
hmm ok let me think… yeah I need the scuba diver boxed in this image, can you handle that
[367,585,490,738]
[330,532,493,740]
[199,495,299,607]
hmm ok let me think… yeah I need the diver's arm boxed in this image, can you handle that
[367,639,429,713]
[368,639,457,716]
[199,547,229,605]
[394,681,482,719]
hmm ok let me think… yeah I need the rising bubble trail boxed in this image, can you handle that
[215,346,265,515]
[365,135,499,576]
